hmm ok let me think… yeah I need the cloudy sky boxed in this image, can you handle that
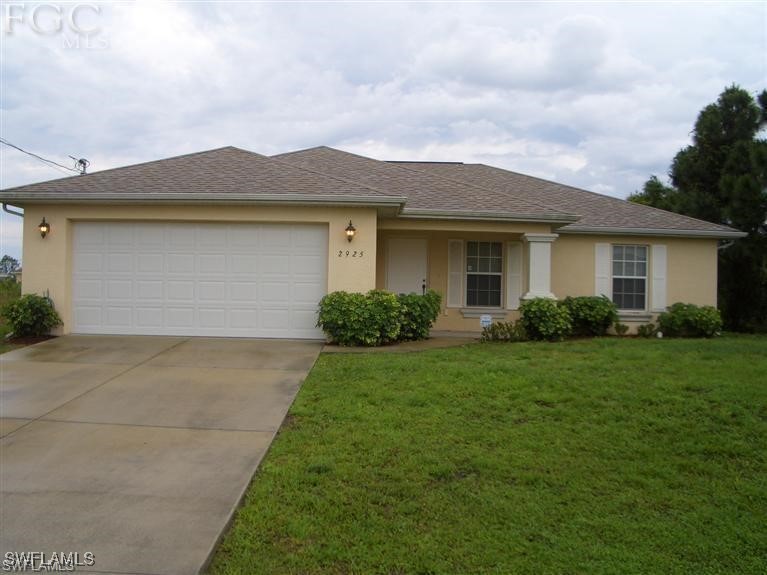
[1,1,765,261]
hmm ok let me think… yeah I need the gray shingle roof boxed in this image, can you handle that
[1,144,743,236]
[273,147,575,222]
[387,161,741,236]
[0,146,399,205]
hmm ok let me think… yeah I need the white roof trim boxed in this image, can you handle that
[0,192,407,209]
[560,226,746,239]
[399,208,578,224]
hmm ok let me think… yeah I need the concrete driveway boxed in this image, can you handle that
[0,335,322,575]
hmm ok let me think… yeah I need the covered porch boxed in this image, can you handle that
[376,219,560,332]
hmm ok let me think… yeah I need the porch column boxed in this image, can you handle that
[522,233,558,299]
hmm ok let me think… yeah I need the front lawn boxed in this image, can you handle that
[210,336,767,575]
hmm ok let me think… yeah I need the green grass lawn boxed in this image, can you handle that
[210,336,767,575]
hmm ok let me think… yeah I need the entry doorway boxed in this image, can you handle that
[386,238,428,295]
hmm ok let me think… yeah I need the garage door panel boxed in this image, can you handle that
[137,281,163,299]
[229,308,258,328]
[166,307,195,328]
[76,253,104,273]
[137,226,165,247]
[106,307,132,326]
[107,226,134,247]
[167,281,194,301]
[135,307,163,328]
[261,227,292,247]
[294,282,323,304]
[106,280,132,299]
[73,222,327,338]
[198,225,228,247]
[107,253,133,273]
[75,306,102,328]
[138,254,164,273]
[260,254,287,273]
[198,282,226,301]
[199,308,226,328]
[230,254,259,273]
[229,227,260,249]
[168,254,195,273]
[75,279,102,299]
[260,282,291,303]
[75,225,105,248]
[229,282,258,301]
[261,308,290,329]
[169,227,195,246]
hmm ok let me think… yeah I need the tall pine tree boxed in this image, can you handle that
[631,85,767,331]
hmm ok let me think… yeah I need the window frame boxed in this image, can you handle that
[465,240,504,308]
[611,244,648,311]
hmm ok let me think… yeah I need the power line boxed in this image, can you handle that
[0,138,84,175]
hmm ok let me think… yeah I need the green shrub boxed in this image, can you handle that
[519,298,572,341]
[398,290,442,341]
[658,303,723,338]
[562,295,618,336]
[318,290,409,346]
[2,293,62,337]
[637,323,657,338]
[480,320,527,342]
[614,322,629,336]
[366,290,402,344]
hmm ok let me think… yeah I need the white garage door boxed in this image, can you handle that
[72,222,328,338]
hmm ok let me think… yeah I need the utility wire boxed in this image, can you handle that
[0,138,82,175]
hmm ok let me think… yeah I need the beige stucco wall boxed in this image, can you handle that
[20,203,720,337]
[552,234,718,307]
[20,204,378,334]
[378,227,719,333]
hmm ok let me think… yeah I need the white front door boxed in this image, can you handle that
[386,238,428,295]
[72,221,328,338]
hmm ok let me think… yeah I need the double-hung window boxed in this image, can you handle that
[612,245,647,310]
[466,241,502,306]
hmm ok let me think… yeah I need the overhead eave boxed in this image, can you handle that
[0,192,407,214]
[399,208,579,225]
[559,226,747,239]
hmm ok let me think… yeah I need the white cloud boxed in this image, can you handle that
[1,0,764,263]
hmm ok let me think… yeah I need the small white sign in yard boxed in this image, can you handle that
[480,314,492,329]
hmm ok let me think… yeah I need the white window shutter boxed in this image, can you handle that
[651,244,667,311]
[447,239,463,308]
[506,241,523,310]
[595,243,612,298]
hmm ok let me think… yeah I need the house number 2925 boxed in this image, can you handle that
[338,250,364,258]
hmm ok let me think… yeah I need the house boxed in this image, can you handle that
[0,146,744,339]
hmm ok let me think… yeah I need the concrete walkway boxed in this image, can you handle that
[0,335,322,575]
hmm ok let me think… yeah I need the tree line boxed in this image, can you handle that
[629,85,767,332]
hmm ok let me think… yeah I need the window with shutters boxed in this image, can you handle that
[466,241,502,307]
[612,245,647,310]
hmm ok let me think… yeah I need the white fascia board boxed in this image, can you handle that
[559,226,747,239]
[0,193,408,209]
[399,208,578,224]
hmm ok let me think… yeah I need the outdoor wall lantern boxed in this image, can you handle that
[345,220,356,242]
[39,218,51,239]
